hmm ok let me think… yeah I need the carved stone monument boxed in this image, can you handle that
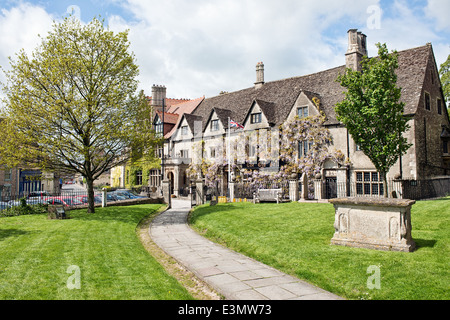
[329,197,416,252]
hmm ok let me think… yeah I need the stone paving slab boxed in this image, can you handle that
[149,200,344,300]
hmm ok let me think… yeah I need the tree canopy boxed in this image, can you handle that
[336,43,411,197]
[0,17,159,212]
[439,53,450,119]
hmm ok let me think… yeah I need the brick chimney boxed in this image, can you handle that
[255,62,265,89]
[345,29,368,72]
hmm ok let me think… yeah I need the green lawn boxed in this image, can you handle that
[0,204,194,300]
[189,198,450,300]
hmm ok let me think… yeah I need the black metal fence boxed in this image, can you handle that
[400,178,450,200]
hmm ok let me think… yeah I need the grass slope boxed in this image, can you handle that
[189,198,450,300]
[0,204,193,300]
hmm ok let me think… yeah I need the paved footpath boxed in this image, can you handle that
[150,199,343,300]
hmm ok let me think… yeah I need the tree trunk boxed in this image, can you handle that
[86,177,95,213]
[382,171,388,198]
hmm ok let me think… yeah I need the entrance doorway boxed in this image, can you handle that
[325,177,337,199]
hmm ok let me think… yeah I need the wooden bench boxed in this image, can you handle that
[253,189,283,204]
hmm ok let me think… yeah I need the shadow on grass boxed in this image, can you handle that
[68,205,161,224]
[0,229,33,241]
[414,238,437,250]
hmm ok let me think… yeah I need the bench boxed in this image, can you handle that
[253,189,283,204]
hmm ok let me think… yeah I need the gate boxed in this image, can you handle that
[325,177,337,199]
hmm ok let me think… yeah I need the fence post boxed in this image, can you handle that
[195,180,205,205]
[289,178,298,202]
[229,181,235,202]
[314,179,323,201]
[300,173,308,201]
[162,180,172,209]
[101,188,107,208]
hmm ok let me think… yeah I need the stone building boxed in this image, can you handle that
[161,29,449,200]
[110,85,204,194]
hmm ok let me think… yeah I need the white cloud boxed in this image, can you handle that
[363,0,439,53]
[0,3,54,66]
[111,0,378,98]
[425,0,450,31]
[1,0,448,102]
[0,2,54,103]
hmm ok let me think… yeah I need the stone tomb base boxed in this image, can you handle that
[329,197,416,252]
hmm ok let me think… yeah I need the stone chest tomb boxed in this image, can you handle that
[329,197,416,252]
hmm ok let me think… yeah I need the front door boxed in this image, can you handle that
[325,177,337,199]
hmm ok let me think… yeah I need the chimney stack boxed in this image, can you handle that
[255,62,265,89]
[151,84,167,112]
[345,29,368,72]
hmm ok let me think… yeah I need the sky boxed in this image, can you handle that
[0,0,449,100]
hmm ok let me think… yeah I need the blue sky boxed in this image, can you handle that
[1,0,449,99]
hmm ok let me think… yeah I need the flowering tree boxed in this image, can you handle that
[279,113,346,178]
[186,113,346,197]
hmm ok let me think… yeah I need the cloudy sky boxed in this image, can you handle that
[0,0,449,100]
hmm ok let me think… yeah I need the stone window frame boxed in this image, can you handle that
[210,120,219,132]
[424,91,431,111]
[437,98,442,115]
[180,149,189,159]
[181,125,188,136]
[135,170,143,186]
[250,113,262,124]
[355,171,384,196]
[298,141,313,159]
[4,168,12,181]
[297,106,309,119]
[210,147,216,159]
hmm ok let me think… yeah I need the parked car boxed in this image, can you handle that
[45,197,83,207]
[110,190,145,199]
[27,191,49,200]
[76,195,102,204]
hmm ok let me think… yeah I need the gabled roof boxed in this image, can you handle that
[158,97,205,138]
[155,111,179,125]
[254,99,276,125]
[192,44,434,126]
[183,113,204,133]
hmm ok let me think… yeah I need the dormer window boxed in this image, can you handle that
[297,106,309,118]
[155,118,163,136]
[181,126,188,136]
[251,113,262,124]
[211,120,219,131]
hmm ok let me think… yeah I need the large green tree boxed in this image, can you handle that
[336,43,412,198]
[0,17,158,213]
[439,53,450,119]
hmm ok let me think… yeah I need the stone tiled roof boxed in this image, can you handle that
[192,44,433,127]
